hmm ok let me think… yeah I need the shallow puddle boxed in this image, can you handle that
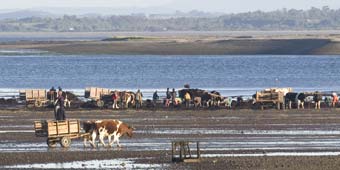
[1,136,340,154]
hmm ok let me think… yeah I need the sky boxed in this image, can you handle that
[1,0,340,13]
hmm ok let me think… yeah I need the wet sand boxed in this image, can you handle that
[1,108,340,169]
[1,31,340,55]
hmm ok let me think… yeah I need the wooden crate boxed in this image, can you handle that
[24,89,47,101]
[34,121,48,137]
[256,91,285,103]
[85,87,111,100]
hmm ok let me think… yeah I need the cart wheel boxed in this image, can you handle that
[27,103,34,108]
[97,100,104,108]
[47,139,57,148]
[34,101,39,107]
[60,137,71,148]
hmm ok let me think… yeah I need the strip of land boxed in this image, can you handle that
[0,31,340,55]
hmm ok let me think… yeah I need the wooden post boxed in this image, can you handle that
[197,141,200,158]
[68,120,70,134]
[179,143,183,161]
[56,121,59,135]
[171,142,175,162]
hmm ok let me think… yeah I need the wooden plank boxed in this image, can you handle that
[26,90,33,99]
[46,120,80,136]
[183,159,201,163]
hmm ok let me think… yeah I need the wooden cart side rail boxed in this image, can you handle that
[256,100,283,103]
[47,120,80,136]
[34,120,48,137]
[47,132,90,139]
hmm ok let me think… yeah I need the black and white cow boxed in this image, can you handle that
[285,92,306,109]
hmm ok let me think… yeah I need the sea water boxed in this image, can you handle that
[0,52,339,99]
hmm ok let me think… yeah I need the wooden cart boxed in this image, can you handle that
[254,88,292,110]
[34,120,88,148]
[84,87,111,108]
[20,89,48,107]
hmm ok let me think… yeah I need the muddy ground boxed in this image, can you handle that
[1,108,340,169]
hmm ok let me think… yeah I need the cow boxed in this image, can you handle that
[82,119,134,148]
[82,120,97,147]
[285,92,306,109]
[194,97,202,108]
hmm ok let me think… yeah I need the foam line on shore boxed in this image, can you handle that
[137,129,340,135]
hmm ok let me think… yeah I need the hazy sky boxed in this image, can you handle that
[2,0,340,13]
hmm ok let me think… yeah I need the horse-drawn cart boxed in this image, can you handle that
[20,89,49,107]
[84,87,112,108]
[254,88,292,110]
[34,120,88,148]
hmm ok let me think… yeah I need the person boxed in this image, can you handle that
[171,88,177,107]
[313,91,322,109]
[112,91,119,109]
[49,86,56,101]
[153,90,159,107]
[55,90,66,120]
[165,88,171,107]
[325,96,332,107]
[184,91,191,108]
[135,89,143,109]
[236,96,243,108]
[332,93,338,108]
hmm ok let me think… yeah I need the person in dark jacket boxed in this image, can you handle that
[165,88,171,107]
[55,90,66,120]
[171,88,177,107]
[313,91,322,109]
[153,90,159,107]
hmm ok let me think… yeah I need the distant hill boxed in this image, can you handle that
[0,10,54,20]
[0,7,340,32]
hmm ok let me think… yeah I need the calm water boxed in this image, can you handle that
[0,53,339,98]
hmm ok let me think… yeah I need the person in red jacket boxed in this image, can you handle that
[332,93,338,108]
[112,91,119,109]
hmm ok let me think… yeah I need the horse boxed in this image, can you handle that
[119,91,135,108]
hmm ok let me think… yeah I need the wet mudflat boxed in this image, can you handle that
[1,108,340,169]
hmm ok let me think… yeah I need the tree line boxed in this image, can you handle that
[0,7,339,32]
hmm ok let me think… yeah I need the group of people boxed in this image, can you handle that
[316,92,339,109]
[303,91,338,109]
[163,88,180,107]
[111,89,144,109]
